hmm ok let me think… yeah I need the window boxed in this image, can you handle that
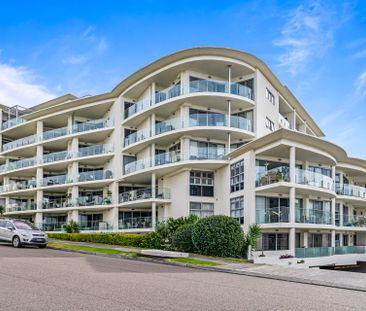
[190,171,214,197]
[261,233,289,251]
[190,202,214,218]
[265,117,275,131]
[265,88,275,104]
[230,160,244,192]
[230,196,244,224]
[190,140,225,160]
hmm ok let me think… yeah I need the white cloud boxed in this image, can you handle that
[355,70,366,99]
[0,62,55,108]
[62,55,88,65]
[273,0,348,76]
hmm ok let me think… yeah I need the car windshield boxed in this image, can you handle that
[13,221,39,230]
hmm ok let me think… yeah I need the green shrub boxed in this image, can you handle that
[140,232,164,249]
[48,233,144,247]
[192,215,244,257]
[171,223,196,253]
[63,220,80,233]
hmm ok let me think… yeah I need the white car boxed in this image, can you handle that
[0,219,48,248]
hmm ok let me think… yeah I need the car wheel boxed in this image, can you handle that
[12,236,22,248]
[38,245,47,249]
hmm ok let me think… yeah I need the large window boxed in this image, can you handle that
[190,202,214,218]
[230,160,244,192]
[261,233,289,251]
[190,171,214,197]
[256,196,289,223]
[230,196,244,225]
[189,140,225,160]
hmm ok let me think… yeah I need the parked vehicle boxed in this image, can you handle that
[0,219,48,248]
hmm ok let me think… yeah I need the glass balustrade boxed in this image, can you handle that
[256,166,290,187]
[125,98,152,119]
[296,168,334,191]
[256,206,289,224]
[119,217,152,230]
[230,115,252,131]
[7,202,36,212]
[72,118,112,134]
[39,222,66,232]
[77,144,113,157]
[4,180,37,192]
[189,78,227,93]
[43,151,70,164]
[155,118,181,135]
[2,117,25,130]
[279,114,291,129]
[230,82,254,100]
[189,113,227,127]
[124,157,152,174]
[77,195,112,206]
[7,158,35,171]
[336,184,366,198]
[42,198,73,209]
[41,174,69,187]
[155,150,182,166]
[295,208,332,225]
[119,187,171,203]
[79,221,112,231]
[334,246,366,255]
[2,134,36,152]
[342,215,366,227]
[124,128,151,147]
[295,247,334,258]
[155,84,181,104]
[42,127,69,141]
[77,170,113,182]
[0,164,6,173]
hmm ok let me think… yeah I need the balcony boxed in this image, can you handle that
[1,180,37,193]
[342,215,366,227]
[119,216,152,230]
[125,98,152,119]
[72,118,112,134]
[256,166,290,187]
[77,170,113,182]
[2,117,25,130]
[79,221,113,231]
[41,174,69,187]
[6,158,35,172]
[42,198,73,209]
[296,168,334,191]
[43,127,69,141]
[77,144,113,158]
[155,84,181,104]
[124,148,228,175]
[39,222,66,232]
[119,187,171,203]
[2,134,36,152]
[256,206,289,224]
[336,184,366,199]
[279,114,290,129]
[295,208,332,225]
[77,195,112,206]
[43,151,70,164]
[7,202,36,213]
[295,246,366,258]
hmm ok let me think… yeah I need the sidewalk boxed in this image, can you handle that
[49,239,366,292]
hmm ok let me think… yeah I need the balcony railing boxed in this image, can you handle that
[7,158,35,171]
[124,148,228,174]
[295,246,366,258]
[79,221,112,231]
[295,208,332,225]
[42,151,70,164]
[155,118,181,135]
[119,187,171,203]
[72,118,112,134]
[334,246,366,255]
[256,206,289,224]
[41,174,69,187]
[39,222,66,232]
[7,202,36,213]
[2,117,25,130]
[279,114,290,129]
[342,215,366,227]
[43,127,69,141]
[230,83,254,100]
[77,195,112,206]
[42,198,73,209]
[77,170,113,182]
[256,166,290,187]
[189,78,227,93]
[119,217,152,230]
[296,168,334,191]
[125,98,152,119]
[2,134,37,152]
[77,144,113,158]
[2,180,37,192]
[155,84,181,104]
[230,115,252,131]
[124,128,152,147]
[336,184,366,199]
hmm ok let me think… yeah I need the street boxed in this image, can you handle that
[0,244,366,311]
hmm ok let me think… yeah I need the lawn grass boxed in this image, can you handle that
[168,257,222,266]
[48,242,139,257]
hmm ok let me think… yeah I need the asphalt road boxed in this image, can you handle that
[1,244,366,311]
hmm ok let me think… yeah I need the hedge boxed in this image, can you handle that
[171,224,196,253]
[191,215,244,257]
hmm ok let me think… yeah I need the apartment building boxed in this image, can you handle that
[1,47,366,264]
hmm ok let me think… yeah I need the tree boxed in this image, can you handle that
[0,205,5,218]
[243,224,262,258]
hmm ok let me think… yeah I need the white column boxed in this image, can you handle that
[227,100,231,127]
[289,228,296,256]
[227,65,231,93]
[152,202,157,229]
[151,173,156,199]
[339,232,344,246]
[331,198,336,226]
[243,150,256,234]
[289,146,296,223]
[35,212,43,227]
[331,230,336,247]
[151,82,156,105]
[150,113,156,136]
[303,231,309,248]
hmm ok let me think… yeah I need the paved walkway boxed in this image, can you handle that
[49,239,366,292]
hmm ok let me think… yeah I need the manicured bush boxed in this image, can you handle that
[48,233,144,247]
[63,220,80,233]
[192,215,244,257]
[171,223,196,253]
[140,232,164,249]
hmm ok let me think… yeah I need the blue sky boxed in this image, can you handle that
[1,0,366,157]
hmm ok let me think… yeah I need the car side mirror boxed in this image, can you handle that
[7,227,14,231]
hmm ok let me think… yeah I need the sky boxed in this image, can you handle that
[1,0,366,157]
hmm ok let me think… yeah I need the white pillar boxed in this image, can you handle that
[151,173,156,198]
[331,198,336,226]
[152,202,156,229]
[303,231,309,248]
[227,65,231,93]
[289,228,296,256]
[331,230,336,247]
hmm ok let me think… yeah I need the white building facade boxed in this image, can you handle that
[1,47,366,264]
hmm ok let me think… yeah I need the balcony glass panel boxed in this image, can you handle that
[334,246,366,254]
[230,115,252,131]
[189,113,227,127]
[342,215,366,227]
[7,158,35,171]
[256,206,289,224]
[155,118,181,135]
[279,114,290,129]
[119,187,171,203]
[155,84,181,104]
[189,78,227,93]
[119,217,152,230]
[77,195,112,206]
[124,128,151,147]
[230,82,253,100]
[42,174,69,186]
[3,117,25,130]
[42,198,73,209]
[5,180,37,192]
[40,222,66,232]
[43,151,70,163]
[295,247,334,258]
[7,202,36,212]
[296,168,334,191]
[0,164,6,173]
[72,118,112,133]
[77,144,113,157]
[43,127,68,141]
[295,208,332,225]
[125,98,151,119]
[336,184,366,198]
[77,170,113,182]
[79,220,112,231]
[256,165,290,187]
[2,134,36,152]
